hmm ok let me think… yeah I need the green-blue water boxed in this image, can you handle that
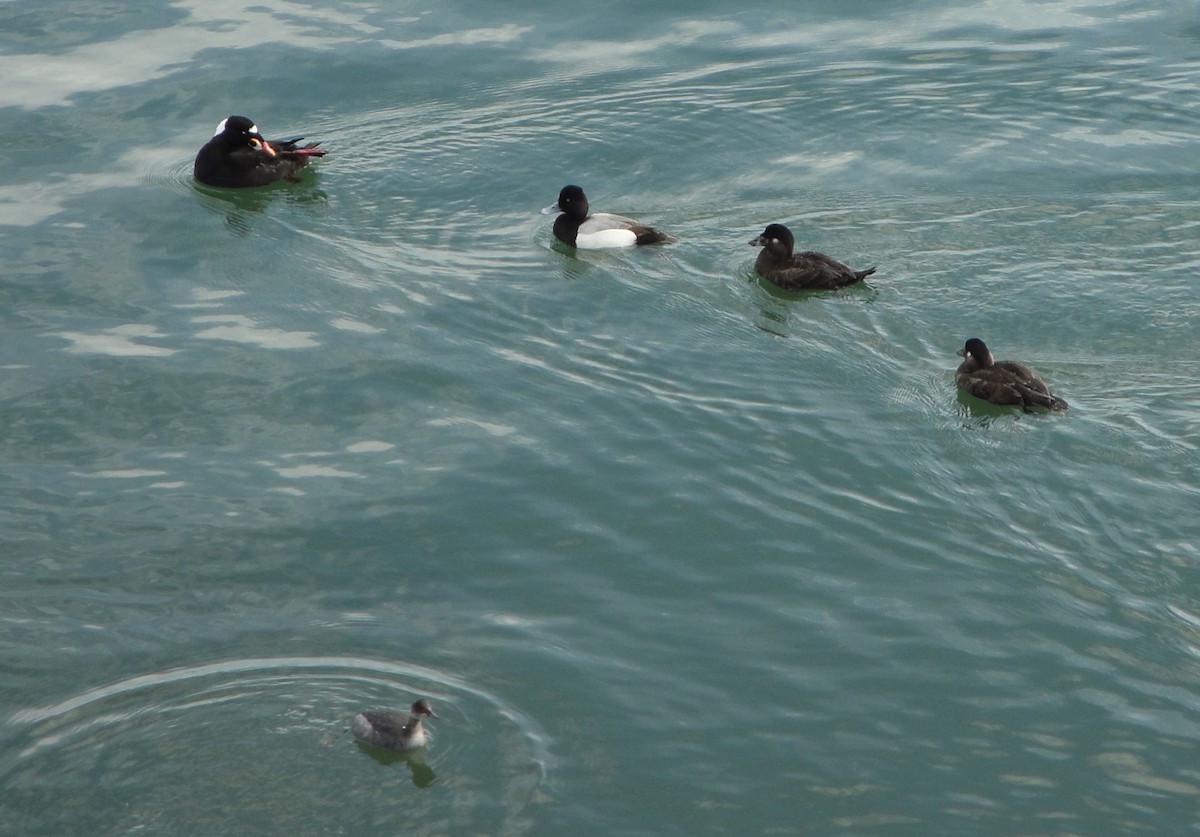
[2,1,1199,834]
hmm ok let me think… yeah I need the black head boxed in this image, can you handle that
[212,115,274,155]
[957,337,994,367]
[550,184,589,220]
[410,698,438,719]
[750,223,795,257]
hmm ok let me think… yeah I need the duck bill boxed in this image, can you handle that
[251,136,277,157]
[540,202,561,215]
[956,348,967,357]
[749,235,766,247]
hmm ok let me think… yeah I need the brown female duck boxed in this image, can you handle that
[955,338,1068,412]
[749,223,875,290]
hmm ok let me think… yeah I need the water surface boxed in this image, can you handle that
[2,1,1199,834]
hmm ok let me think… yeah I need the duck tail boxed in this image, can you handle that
[1017,385,1068,412]
[855,267,877,281]
[635,229,677,246]
[289,143,327,157]
[271,136,327,156]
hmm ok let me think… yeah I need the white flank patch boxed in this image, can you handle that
[575,228,638,249]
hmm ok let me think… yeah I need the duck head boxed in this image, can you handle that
[750,223,795,259]
[542,184,589,220]
[212,115,276,157]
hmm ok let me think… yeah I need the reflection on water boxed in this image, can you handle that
[356,743,438,788]
[193,178,329,236]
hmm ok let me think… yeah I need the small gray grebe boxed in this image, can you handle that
[955,338,1068,412]
[351,699,438,751]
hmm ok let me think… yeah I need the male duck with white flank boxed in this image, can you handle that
[194,115,327,188]
[955,338,1068,412]
[749,223,875,290]
[542,185,676,249]
[351,699,438,751]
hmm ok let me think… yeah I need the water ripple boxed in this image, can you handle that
[3,656,552,835]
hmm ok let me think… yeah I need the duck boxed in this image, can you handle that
[542,185,676,249]
[351,699,438,751]
[749,223,875,290]
[955,338,1068,411]
[193,115,326,188]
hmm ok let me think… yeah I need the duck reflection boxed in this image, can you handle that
[356,742,438,788]
[193,180,327,236]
